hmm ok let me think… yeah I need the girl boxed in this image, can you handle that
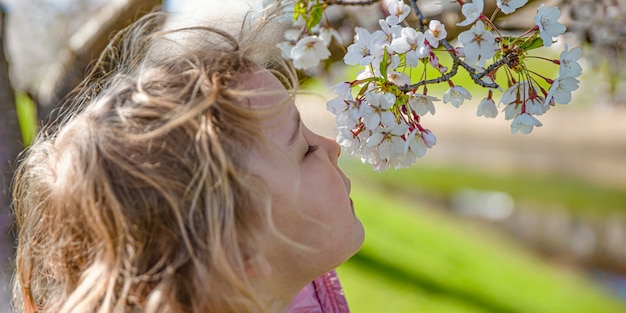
[12,10,364,313]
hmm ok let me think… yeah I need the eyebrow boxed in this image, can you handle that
[288,112,301,146]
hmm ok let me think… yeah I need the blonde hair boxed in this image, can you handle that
[12,10,297,313]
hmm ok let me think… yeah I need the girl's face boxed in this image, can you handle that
[243,69,364,287]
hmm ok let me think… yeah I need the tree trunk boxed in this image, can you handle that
[0,6,21,311]
[36,0,161,122]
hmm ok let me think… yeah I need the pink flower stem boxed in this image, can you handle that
[481,16,504,38]
[527,55,560,64]
[527,69,554,84]
[490,8,501,21]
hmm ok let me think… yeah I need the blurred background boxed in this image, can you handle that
[1,0,625,312]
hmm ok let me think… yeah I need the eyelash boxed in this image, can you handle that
[305,144,319,156]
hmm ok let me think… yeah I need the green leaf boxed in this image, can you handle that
[357,81,372,98]
[307,3,324,33]
[293,0,307,22]
[380,50,389,81]
[522,36,544,51]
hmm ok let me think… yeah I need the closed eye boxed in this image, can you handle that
[305,145,319,157]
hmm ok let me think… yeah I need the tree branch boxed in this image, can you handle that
[35,0,161,121]
[401,59,460,92]
[408,0,502,90]
[408,0,427,32]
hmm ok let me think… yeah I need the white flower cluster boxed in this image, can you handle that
[489,3,582,134]
[277,0,583,171]
[267,0,339,70]
[326,0,442,172]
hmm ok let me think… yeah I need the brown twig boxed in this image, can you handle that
[408,0,503,90]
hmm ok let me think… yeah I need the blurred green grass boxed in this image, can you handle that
[339,158,626,215]
[325,42,626,312]
[339,166,626,312]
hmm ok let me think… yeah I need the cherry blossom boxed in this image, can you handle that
[375,19,402,52]
[534,4,566,48]
[558,44,583,78]
[291,36,330,69]
[476,97,498,118]
[502,102,521,120]
[355,66,375,80]
[279,0,582,170]
[391,27,428,67]
[276,29,301,58]
[386,0,411,26]
[318,26,342,47]
[511,113,542,134]
[545,77,580,105]
[367,124,408,156]
[425,20,447,48]
[457,0,484,27]
[364,123,410,172]
[365,20,402,70]
[387,71,411,86]
[496,0,528,15]
[500,81,536,120]
[284,28,301,42]
[525,96,549,116]
[362,92,397,129]
[331,82,352,99]
[336,125,362,157]
[500,82,528,107]
[443,85,472,108]
[408,93,439,116]
[377,20,400,43]
[327,96,363,125]
[404,130,427,158]
[458,21,496,67]
[344,27,376,66]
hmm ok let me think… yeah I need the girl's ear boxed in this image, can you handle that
[245,253,272,279]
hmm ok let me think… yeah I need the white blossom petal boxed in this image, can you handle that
[443,86,472,107]
[409,93,439,116]
[558,44,583,78]
[477,97,498,118]
[386,0,411,25]
[545,77,579,105]
[425,20,447,48]
[291,36,330,69]
[511,113,542,134]
[525,97,549,115]
[458,21,496,67]
[534,4,566,47]
[497,0,528,15]
[457,0,484,27]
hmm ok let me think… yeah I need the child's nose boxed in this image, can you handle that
[321,136,341,162]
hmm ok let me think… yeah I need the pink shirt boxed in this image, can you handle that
[284,270,350,313]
